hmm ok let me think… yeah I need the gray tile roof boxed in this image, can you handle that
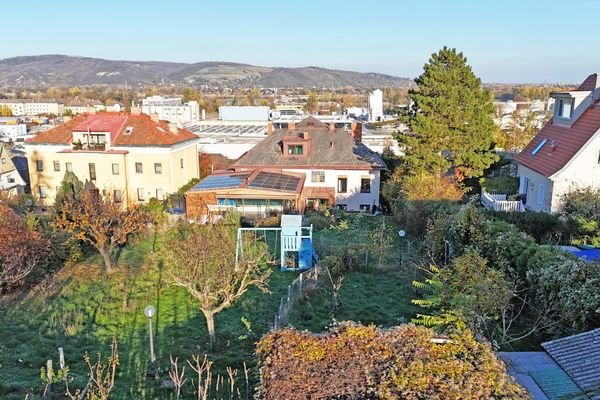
[232,119,385,169]
[542,328,600,398]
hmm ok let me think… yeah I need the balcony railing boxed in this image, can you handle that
[72,142,106,151]
[481,190,525,212]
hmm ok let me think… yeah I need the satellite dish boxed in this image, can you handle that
[398,230,406,238]
[144,305,156,318]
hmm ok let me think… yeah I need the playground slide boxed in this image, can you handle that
[298,238,318,270]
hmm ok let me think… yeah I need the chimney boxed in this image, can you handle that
[151,113,160,122]
[168,121,178,133]
[328,122,335,131]
[351,122,362,143]
[303,131,310,140]
[267,121,273,135]
[130,105,141,116]
[201,109,206,120]
[288,121,295,130]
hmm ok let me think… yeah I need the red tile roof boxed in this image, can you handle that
[577,73,598,91]
[514,106,600,177]
[27,113,197,147]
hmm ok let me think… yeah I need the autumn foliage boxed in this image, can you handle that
[0,203,49,292]
[256,322,528,400]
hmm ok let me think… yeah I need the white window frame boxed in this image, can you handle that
[538,184,545,206]
[311,171,325,183]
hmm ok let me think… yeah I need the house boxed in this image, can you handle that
[501,328,600,399]
[0,143,28,196]
[25,112,199,207]
[514,73,600,212]
[141,95,201,124]
[185,116,386,219]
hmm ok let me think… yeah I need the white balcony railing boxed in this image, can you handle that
[481,190,525,212]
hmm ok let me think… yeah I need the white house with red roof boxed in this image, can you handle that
[514,73,600,212]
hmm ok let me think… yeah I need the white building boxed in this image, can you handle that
[367,89,383,122]
[141,96,201,124]
[0,101,64,116]
[186,116,386,217]
[0,144,27,196]
[514,73,600,212]
[218,106,270,122]
[0,123,27,140]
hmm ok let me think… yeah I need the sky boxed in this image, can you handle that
[2,0,598,83]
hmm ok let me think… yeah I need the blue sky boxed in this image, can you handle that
[2,0,598,83]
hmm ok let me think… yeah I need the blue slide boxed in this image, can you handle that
[298,238,317,270]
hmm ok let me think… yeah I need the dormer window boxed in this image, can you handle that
[557,98,573,119]
[288,145,303,155]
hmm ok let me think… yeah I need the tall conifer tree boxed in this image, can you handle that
[398,47,497,180]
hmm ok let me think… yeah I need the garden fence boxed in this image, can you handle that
[271,267,319,331]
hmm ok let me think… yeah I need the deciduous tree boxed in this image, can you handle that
[162,220,270,349]
[0,203,50,292]
[56,190,148,272]
[398,47,497,180]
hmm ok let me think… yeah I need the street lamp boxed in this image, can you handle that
[144,305,156,363]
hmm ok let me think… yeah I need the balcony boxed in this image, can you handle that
[72,141,106,151]
[481,190,525,212]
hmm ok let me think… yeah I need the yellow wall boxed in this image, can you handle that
[26,141,199,207]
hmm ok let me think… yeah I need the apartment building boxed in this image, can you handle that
[25,112,199,206]
[141,96,201,123]
[0,100,65,116]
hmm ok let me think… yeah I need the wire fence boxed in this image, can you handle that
[271,267,319,331]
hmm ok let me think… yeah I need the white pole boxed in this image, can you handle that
[148,317,156,363]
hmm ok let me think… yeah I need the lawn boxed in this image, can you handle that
[0,233,297,400]
[0,214,422,399]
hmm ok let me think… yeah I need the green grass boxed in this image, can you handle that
[0,233,296,400]
[289,271,421,332]
[0,215,422,399]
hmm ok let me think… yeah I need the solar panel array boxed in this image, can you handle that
[193,173,250,191]
[248,172,301,192]
[184,123,267,136]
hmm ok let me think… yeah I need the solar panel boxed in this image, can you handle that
[193,173,250,190]
[248,172,301,192]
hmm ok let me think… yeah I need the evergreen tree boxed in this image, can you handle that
[398,47,497,180]
[54,171,84,209]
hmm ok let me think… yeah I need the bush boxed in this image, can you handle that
[256,322,528,400]
[396,199,459,238]
[486,210,566,244]
[559,188,600,245]
[480,176,519,195]
[305,210,335,230]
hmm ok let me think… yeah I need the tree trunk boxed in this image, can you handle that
[202,309,216,350]
[99,248,112,272]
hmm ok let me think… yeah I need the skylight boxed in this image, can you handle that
[531,138,548,155]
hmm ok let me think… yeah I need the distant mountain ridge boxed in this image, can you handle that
[0,55,412,88]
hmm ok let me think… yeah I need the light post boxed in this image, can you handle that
[144,305,156,363]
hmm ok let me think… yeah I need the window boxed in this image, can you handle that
[89,163,96,181]
[137,188,145,201]
[538,184,545,206]
[359,204,371,212]
[311,171,325,183]
[337,177,347,193]
[114,190,122,203]
[530,138,548,155]
[156,189,164,200]
[39,185,47,199]
[154,163,162,174]
[53,160,60,172]
[558,99,573,119]
[288,145,303,155]
[180,158,184,169]
[65,162,73,172]
[36,160,43,171]
[112,163,119,175]
[360,178,371,193]
[336,204,347,211]
[7,176,15,183]
[135,162,143,173]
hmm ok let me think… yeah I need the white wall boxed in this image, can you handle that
[285,168,381,211]
[0,124,27,138]
[517,165,553,212]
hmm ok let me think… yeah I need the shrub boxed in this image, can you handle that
[480,176,519,195]
[486,210,566,244]
[256,322,528,400]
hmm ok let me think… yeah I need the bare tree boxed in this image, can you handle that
[56,190,148,272]
[163,221,271,349]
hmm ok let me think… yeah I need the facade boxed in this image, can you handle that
[0,123,27,140]
[367,89,383,122]
[186,116,386,219]
[514,73,600,212]
[218,106,270,122]
[0,100,64,116]
[141,96,201,124]
[25,113,199,207]
[0,144,28,196]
